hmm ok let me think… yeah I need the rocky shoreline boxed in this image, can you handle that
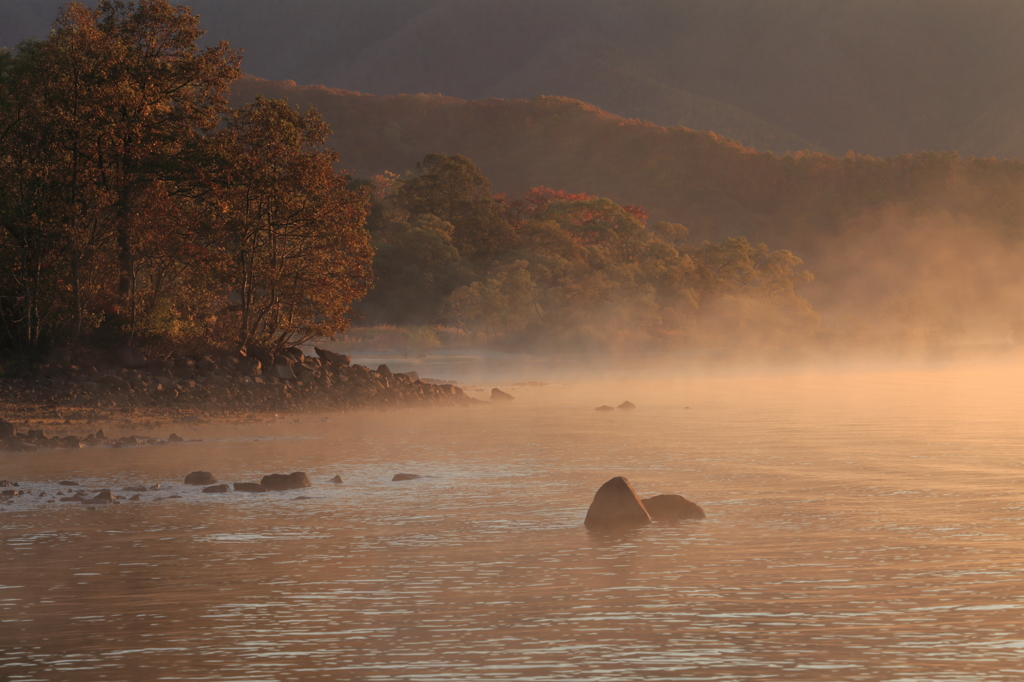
[0,345,472,436]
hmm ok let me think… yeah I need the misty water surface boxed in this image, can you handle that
[2,363,1024,681]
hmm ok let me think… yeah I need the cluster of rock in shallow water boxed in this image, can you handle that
[1,470,363,505]
[0,467,444,505]
[3,472,705,531]
[0,417,187,452]
[2,345,471,418]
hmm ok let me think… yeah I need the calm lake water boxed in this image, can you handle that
[3,361,1024,681]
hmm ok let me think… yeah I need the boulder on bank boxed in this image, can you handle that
[260,472,311,491]
[233,482,268,493]
[491,388,514,401]
[184,471,216,485]
[314,347,350,367]
[584,476,652,529]
[641,494,706,521]
[392,473,422,481]
[264,364,295,381]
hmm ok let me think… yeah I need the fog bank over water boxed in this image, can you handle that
[3,363,1024,679]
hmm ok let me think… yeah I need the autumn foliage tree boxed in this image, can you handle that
[0,1,373,356]
[213,97,372,349]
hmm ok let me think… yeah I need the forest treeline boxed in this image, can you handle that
[6,2,1021,361]
[360,154,818,350]
[0,1,818,360]
[0,1,373,357]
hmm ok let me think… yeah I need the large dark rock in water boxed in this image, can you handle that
[584,476,651,529]
[234,482,268,493]
[642,494,706,521]
[184,471,216,485]
[203,484,230,493]
[491,388,514,401]
[392,473,422,481]
[260,472,311,491]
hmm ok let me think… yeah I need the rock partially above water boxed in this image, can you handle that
[392,473,422,481]
[85,489,118,504]
[184,471,216,485]
[491,388,514,401]
[260,472,311,491]
[641,494,706,521]
[203,484,230,493]
[595,405,615,412]
[233,482,268,493]
[584,476,652,530]
[329,475,344,484]
[617,401,636,410]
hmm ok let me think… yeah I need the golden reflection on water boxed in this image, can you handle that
[2,362,1024,680]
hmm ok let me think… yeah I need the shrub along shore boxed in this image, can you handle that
[0,345,472,442]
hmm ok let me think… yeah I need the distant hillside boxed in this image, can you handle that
[8,0,1024,157]
[231,76,1024,250]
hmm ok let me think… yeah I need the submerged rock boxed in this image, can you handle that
[641,494,706,521]
[584,476,651,530]
[58,480,79,486]
[184,471,216,485]
[233,482,268,493]
[203,484,230,493]
[260,472,311,491]
[491,388,514,401]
